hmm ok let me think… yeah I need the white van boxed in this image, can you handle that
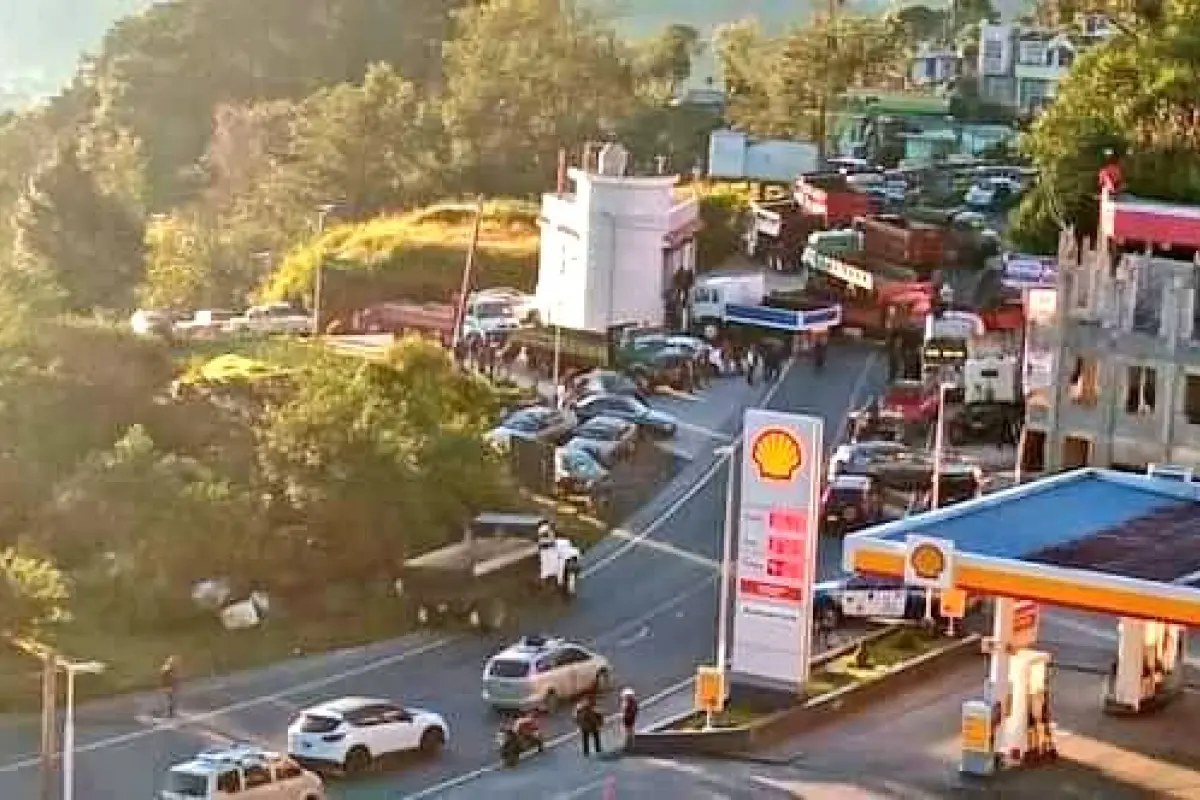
[162,745,323,800]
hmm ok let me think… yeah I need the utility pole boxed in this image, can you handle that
[39,651,57,800]
[815,0,839,167]
[451,196,486,351]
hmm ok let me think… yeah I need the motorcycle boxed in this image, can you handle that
[496,714,544,767]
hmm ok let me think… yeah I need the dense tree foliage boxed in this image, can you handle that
[1010,0,1200,251]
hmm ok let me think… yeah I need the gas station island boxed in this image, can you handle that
[842,467,1200,777]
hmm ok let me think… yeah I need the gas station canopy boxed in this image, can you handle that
[843,468,1200,626]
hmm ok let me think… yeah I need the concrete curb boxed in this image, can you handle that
[628,632,983,758]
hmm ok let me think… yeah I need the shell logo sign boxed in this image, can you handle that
[750,427,804,483]
[909,543,947,582]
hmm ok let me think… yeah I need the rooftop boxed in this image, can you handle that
[868,468,1200,584]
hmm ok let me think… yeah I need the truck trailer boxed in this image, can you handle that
[395,513,581,632]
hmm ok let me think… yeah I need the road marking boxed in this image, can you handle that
[673,419,734,442]
[0,636,453,774]
[552,777,614,800]
[0,350,876,780]
[616,626,651,649]
[606,530,719,570]
[404,672,698,800]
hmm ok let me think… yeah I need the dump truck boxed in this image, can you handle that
[395,513,582,632]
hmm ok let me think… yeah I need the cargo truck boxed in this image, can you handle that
[395,513,581,632]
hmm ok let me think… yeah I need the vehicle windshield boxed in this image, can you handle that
[297,713,341,733]
[473,302,513,319]
[577,421,620,440]
[163,771,208,797]
[488,659,531,678]
[503,413,544,433]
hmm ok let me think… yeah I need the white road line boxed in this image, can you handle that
[673,419,734,442]
[606,530,719,570]
[0,350,876,779]
[0,637,453,774]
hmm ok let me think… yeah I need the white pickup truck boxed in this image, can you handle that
[226,303,313,337]
[174,309,238,339]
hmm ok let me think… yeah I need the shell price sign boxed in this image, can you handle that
[732,409,823,692]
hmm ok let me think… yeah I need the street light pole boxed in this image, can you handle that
[60,659,105,800]
[312,203,337,337]
[713,443,739,729]
[925,382,952,622]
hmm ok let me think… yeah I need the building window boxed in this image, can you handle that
[1185,375,1200,424]
[1125,366,1157,415]
[1018,41,1046,65]
[1132,263,1165,334]
[1068,357,1099,406]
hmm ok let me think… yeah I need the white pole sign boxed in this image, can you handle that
[731,409,822,691]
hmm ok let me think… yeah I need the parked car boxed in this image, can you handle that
[130,308,178,338]
[162,744,323,800]
[481,635,612,712]
[827,441,912,482]
[175,309,238,339]
[627,346,693,391]
[814,575,944,629]
[821,475,884,535]
[227,303,313,336]
[554,447,611,502]
[287,697,447,774]
[485,406,577,450]
[562,415,638,467]
[566,369,645,404]
[571,393,677,438]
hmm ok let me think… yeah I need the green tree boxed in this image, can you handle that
[0,549,71,640]
[138,211,254,310]
[636,24,704,98]
[8,142,145,313]
[440,0,637,196]
[1010,0,1200,250]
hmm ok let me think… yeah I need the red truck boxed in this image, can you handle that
[794,173,873,227]
[745,200,825,271]
[357,301,457,346]
[859,215,945,270]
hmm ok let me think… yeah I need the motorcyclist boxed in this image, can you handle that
[511,710,543,752]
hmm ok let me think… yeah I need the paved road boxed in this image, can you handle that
[0,343,883,799]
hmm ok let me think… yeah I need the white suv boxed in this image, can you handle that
[161,745,322,799]
[482,635,612,712]
[287,697,448,774]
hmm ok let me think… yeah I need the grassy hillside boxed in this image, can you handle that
[261,200,541,321]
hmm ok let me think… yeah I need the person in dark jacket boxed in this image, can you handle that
[160,655,180,718]
[620,688,639,750]
[576,696,603,756]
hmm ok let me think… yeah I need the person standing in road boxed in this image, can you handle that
[160,655,180,718]
[745,344,758,386]
[576,696,603,756]
[620,688,639,750]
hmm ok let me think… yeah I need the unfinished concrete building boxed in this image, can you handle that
[1024,194,1200,472]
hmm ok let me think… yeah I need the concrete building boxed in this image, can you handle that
[909,43,959,88]
[535,143,700,333]
[1024,193,1200,472]
[977,17,1112,114]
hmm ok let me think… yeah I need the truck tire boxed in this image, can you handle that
[483,598,510,631]
[561,561,580,601]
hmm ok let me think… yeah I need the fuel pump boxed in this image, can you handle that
[1105,619,1187,715]
[999,649,1056,765]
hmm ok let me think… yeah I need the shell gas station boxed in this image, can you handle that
[843,465,1200,776]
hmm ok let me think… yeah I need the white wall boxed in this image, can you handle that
[537,168,698,332]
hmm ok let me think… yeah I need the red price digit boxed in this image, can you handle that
[767,559,803,580]
[768,508,806,535]
[768,537,804,557]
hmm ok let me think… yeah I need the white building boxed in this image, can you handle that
[535,144,700,333]
[977,18,1112,114]
[910,43,960,88]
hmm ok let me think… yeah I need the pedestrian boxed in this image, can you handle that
[620,688,639,750]
[160,655,180,718]
[745,344,758,386]
[576,696,603,756]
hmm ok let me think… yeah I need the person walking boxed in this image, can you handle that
[620,688,639,750]
[160,655,180,718]
[576,696,603,757]
[745,344,758,386]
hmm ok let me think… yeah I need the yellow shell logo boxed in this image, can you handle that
[910,543,946,580]
[751,427,804,482]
